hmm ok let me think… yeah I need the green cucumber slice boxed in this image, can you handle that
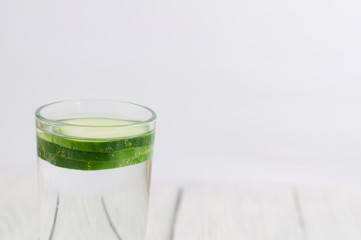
[37,118,154,170]
[37,136,152,162]
[55,118,149,139]
[38,148,153,170]
[38,131,154,153]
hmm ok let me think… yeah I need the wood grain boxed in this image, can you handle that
[297,186,361,240]
[146,186,180,240]
[0,177,38,240]
[173,183,305,240]
[0,177,180,240]
[3,176,361,240]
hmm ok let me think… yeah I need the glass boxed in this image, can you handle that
[35,99,156,240]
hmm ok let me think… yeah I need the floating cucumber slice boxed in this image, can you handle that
[37,136,152,162]
[37,148,153,171]
[55,118,149,139]
[37,118,154,170]
[38,131,154,153]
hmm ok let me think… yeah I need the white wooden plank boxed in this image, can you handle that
[0,176,179,240]
[0,176,38,240]
[297,186,361,240]
[146,185,180,240]
[10,178,361,240]
[173,183,305,240]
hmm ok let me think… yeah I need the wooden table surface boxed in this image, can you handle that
[2,176,361,240]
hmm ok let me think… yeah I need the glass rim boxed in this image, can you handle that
[35,99,157,128]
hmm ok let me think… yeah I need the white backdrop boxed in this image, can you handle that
[1,0,361,186]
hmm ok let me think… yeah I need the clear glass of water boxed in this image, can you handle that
[35,99,156,240]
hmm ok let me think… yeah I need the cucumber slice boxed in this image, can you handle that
[37,148,153,171]
[37,118,154,170]
[39,131,154,153]
[55,118,149,139]
[37,136,152,162]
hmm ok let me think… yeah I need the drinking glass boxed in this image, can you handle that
[35,99,156,240]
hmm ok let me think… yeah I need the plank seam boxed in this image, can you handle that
[292,187,308,240]
[48,192,59,240]
[169,188,183,240]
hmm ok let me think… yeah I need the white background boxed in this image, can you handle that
[1,0,361,186]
